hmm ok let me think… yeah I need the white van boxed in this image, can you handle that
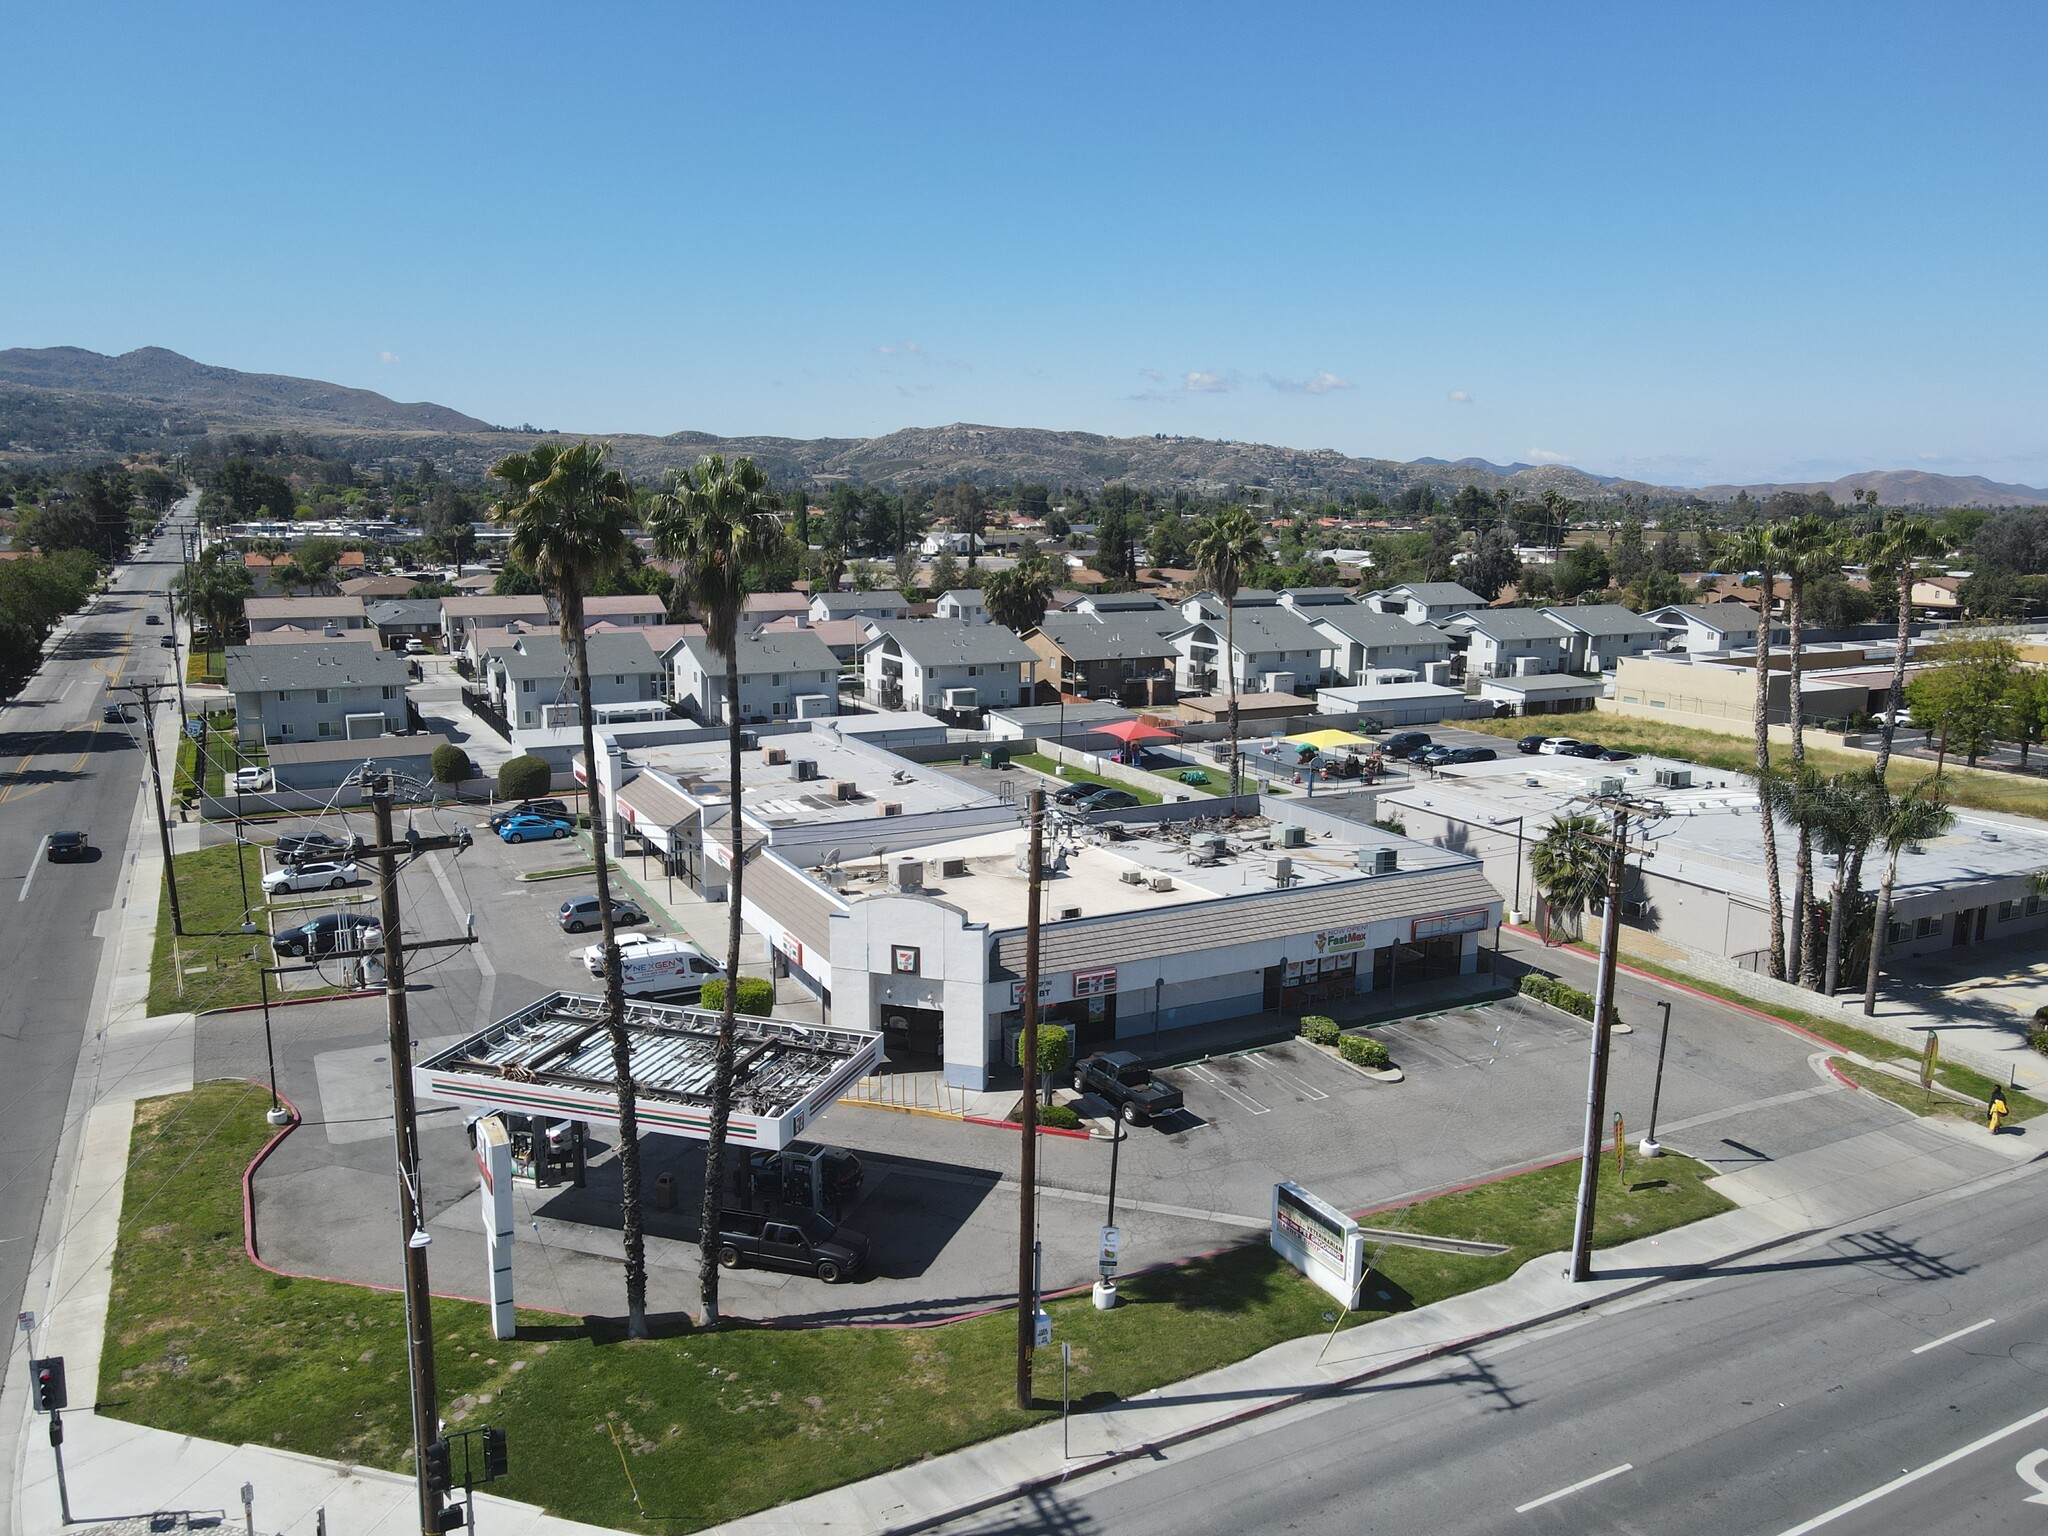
[583,934,725,999]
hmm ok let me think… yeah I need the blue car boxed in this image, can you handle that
[497,813,574,844]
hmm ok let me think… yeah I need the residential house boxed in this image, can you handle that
[1368,582,1486,626]
[1278,586,1358,610]
[1295,603,1453,685]
[1909,576,1964,615]
[1180,588,1280,624]
[242,549,366,596]
[758,615,872,669]
[1167,604,1333,695]
[860,618,1037,712]
[1540,604,1664,672]
[338,574,419,599]
[1642,602,1766,654]
[1444,608,1573,679]
[919,530,983,556]
[245,627,356,646]
[485,632,667,733]
[1023,610,1182,704]
[364,599,445,650]
[581,594,666,628]
[461,619,552,672]
[671,629,842,724]
[440,594,552,653]
[225,641,410,747]
[810,590,912,626]
[934,589,989,624]
[739,592,812,631]
[243,596,367,636]
[1067,591,1172,616]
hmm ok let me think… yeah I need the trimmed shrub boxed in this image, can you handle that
[1520,973,1597,1021]
[2031,1029,2048,1058]
[1298,1015,1341,1046]
[697,976,776,1016]
[430,743,473,785]
[1018,1023,1072,1080]
[1039,1103,1084,1131]
[1338,1034,1393,1071]
[497,754,552,801]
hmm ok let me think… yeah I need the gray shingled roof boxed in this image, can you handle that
[861,617,1036,666]
[1382,582,1485,606]
[226,641,408,694]
[1170,605,1330,655]
[1539,603,1660,638]
[490,631,663,681]
[1071,591,1171,613]
[364,599,445,627]
[1307,606,1450,648]
[678,628,841,677]
[815,590,910,615]
[1029,611,1182,663]
[1451,609,1573,642]
[1646,603,1763,632]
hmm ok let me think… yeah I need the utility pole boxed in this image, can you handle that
[355,765,474,1536]
[116,681,183,935]
[1567,792,1664,1282]
[1016,787,1045,1410]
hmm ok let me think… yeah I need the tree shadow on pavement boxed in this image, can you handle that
[1599,1225,1970,1285]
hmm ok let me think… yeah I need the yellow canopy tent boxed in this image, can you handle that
[1284,728,1374,752]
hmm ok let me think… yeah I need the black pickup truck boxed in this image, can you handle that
[1073,1050,1184,1125]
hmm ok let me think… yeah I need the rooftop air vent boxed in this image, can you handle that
[1059,905,1082,921]
[764,746,788,766]
[1272,855,1294,886]
[792,758,819,781]
[940,856,968,878]
[1148,875,1174,893]
[879,801,903,817]
[1278,824,1307,848]
[1120,868,1146,885]
[831,779,857,801]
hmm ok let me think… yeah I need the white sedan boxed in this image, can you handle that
[263,860,359,894]
[230,767,274,793]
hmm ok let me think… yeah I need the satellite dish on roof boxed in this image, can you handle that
[825,847,842,867]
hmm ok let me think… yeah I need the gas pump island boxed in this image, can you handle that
[417,990,883,1338]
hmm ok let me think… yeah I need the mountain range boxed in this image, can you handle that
[2,345,2043,508]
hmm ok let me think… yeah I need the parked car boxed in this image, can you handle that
[276,832,351,865]
[557,894,648,933]
[489,799,571,829]
[1051,781,1105,806]
[1075,787,1142,813]
[498,813,574,844]
[273,912,381,957]
[1517,734,1547,754]
[1597,748,1636,762]
[1442,746,1498,764]
[46,830,91,863]
[1559,741,1606,759]
[230,767,273,792]
[1536,737,1584,756]
[713,1206,869,1282]
[746,1141,865,1200]
[1073,1050,1186,1125]
[1410,744,1452,767]
[1380,731,1432,760]
[262,860,359,895]
[102,704,126,724]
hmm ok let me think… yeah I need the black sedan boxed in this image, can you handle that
[1517,734,1547,754]
[1076,787,1143,812]
[274,913,382,958]
[1598,748,1637,762]
[1560,741,1608,759]
[47,830,91,863]
[276,832,351,866]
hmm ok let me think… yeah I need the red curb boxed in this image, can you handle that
[1825,1057,1860,1090]
[963,1113,1094,1141]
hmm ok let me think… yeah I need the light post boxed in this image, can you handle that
[257,965,291,1127]
[1638,997,1673,1157]
[236,821,256,934]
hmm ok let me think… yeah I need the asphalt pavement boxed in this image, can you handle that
[0,497,195,1471]
[942,1151,2048,1536]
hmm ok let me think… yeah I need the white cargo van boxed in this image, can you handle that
[583,934,725,999]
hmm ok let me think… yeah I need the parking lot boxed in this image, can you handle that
[199,806,1907,1325]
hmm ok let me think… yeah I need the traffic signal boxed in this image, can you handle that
[423,1437,452,1491]
[482,1427,508,1481]
[30,1357,66,1413]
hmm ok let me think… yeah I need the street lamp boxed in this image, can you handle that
[1637,996,1674,1157]
[236,820,256,934]
[256,964,292,1127]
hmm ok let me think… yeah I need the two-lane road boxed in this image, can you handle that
[948,1159,2048,1536]
[0,498,194,1397]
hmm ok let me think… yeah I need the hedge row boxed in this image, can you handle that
[1298,1015,1341,1046]
[1337,1034,1392,1071]
[697,976,777,1016]
[1520,973,1598,1021]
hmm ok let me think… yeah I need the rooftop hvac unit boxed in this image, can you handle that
[830,779,857,801]
[1120,868,1147,885]
[1148,875,1175,893]
[1597,776,1626,796]
[792,758,819,781]
[1359,846,1398,876]
[893,859,923,893]
[940,857,968,878]
[1059,906,1082,921]
[1191,831,1227,860]
[1187,844,1219,867]
[879,801,903,817]
[1653,767,1692,789]
[763,746,788,766]
[1278,824,1307,848]
[1272,855,1293,885]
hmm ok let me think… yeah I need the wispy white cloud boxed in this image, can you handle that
[1266,370,1354,395]
[378,350,401,365]
[1528,448,1573,464]
[1125,388,1172,403]
[1185,370,1233,393]
[1448,388,1472,404]
[1139,368,1164,381]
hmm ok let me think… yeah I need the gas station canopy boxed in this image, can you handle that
[416,992,883,1152]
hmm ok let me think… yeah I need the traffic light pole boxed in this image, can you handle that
[116,681,184,935]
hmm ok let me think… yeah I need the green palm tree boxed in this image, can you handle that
[1863,517,1948,778]
[1191,507,1266,796]
[174,548,253,664]
[646,454,782,1329]
[489,440,649,1337]
[1723,525,1787,978]
[1810,770,1889,997]
[1773,511,1840,985]
[1530,812,1607,942]
[1861,783,1956,1016]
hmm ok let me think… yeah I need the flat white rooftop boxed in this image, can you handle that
[627,726,998,826]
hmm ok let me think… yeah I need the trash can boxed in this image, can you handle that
[980,747,1010,769]
[654,1171,679,1213]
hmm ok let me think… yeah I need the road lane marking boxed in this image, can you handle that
[2018,1449,2048,1505]
[1773,1400,2048,1533]
[1515,1463,1633,1513]
[1912,1317,1996,1354]
[20,838,48,902]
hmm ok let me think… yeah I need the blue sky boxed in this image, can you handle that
[5,3,2044,487]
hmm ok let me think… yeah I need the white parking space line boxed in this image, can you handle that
[1912,1317,1996,1355]
[1773,1401,2048,1533]
[19,838,48,902]
[1186,1062,1269,1114]
[1514,1462,1633,1514]
[1246,1050,1330,1100]
[428,853,492,977]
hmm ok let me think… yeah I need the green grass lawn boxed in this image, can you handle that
[1455,715,2048,820]
[144,842,357,1015]
[100,1082,1731,1533]
[1010,752,1165,805]
[173,713,260,800]
[186,647,225,686]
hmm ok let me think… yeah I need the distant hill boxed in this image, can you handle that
[2,345,2043,508]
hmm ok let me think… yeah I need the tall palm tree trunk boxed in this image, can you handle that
[697,663,746,1328]
[1837,571,1916,957]
[1862,844,1905,1017]
[1752,575,1787,979]
[1823,833,1856,998]
[1787,580,1820,986]
[1224,606,1241,797]
[573,599,648,1338]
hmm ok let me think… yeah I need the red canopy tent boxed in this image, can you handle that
[1093,718,1177,746]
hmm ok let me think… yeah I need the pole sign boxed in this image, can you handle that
[1269,1181,1367,1306]
[1098,1224,1122,1278]
[475,1115,516,1341]
[1920,1031,1940,1089]
[186,717,204,740]
[1614,1113,1626,1180]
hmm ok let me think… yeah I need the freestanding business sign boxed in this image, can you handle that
[476,1115,515,1341]
[1269,1180,1367,1307]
